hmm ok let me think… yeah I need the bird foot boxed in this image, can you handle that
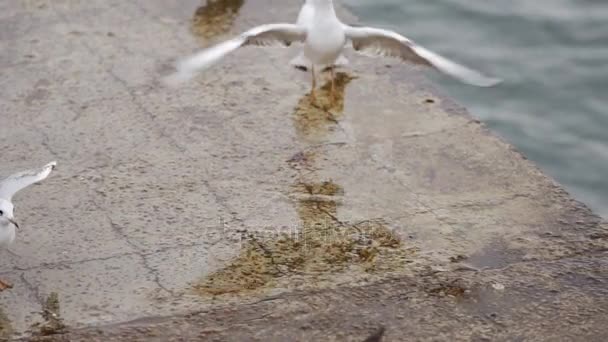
[0,279,13,291]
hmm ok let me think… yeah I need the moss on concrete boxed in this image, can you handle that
[191,0,245,42]
[31,292,66,337]
[195,179,416,296]
[293,72,356,141]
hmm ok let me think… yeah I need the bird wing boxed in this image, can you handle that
[343,25,501,87]
[165,23,306,85]
[0,161,57,201]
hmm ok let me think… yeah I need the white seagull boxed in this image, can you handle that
[165,0,501,102]
[289,0,349,72]
[0,161,57,291]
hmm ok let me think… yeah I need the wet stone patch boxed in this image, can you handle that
[194,181,416,296]
[293,72,355,141]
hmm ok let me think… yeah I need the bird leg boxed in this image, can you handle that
[310,65,317,105]
[0,279,13,291]
[330,66,336,106]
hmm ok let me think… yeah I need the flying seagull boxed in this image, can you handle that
[165,0,501,103]
[0,161,57,291]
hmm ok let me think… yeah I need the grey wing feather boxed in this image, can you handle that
[344,26,501,87]
[0,161,57,201]
[242,24,306,47]
[164,24,305,86]
[350,33,432,66]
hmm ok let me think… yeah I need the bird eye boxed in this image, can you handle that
[0,210,3,216]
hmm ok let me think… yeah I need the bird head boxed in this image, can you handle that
[0,199,18,229]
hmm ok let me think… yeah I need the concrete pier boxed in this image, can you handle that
[1,0,607,340]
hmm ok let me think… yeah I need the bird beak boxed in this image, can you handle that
[8,218,19,229]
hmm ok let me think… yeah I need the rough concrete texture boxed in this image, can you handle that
[1,0,607,340]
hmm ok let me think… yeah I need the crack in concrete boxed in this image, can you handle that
[88,170,175,297]
[245,233,289,277]
[442,193,533,210]
[89,51,238,223]
[1,253,138,276]
[139,254,175,296]
[98,217,175,297]
[315,202,345,227]
[42,6,244,299]
[49,2,294,235]
[39,129,60,162]
[0,238,227,277]
[19,273,43,307]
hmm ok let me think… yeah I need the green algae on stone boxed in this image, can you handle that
[293,72,356,141]
[194,181,415,296]
[31,292,66,337]
[191,0,245,42]
[293,180,343,197]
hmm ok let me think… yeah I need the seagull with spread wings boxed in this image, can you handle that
[165,0,501,103]
[0,161,57,291]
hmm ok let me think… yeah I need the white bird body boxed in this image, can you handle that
[0,197,18,248]
[0,215,16,248]
[292,0,348,70]
[302,1,346,66]
[165,0,501,88]
[0,161,57,249]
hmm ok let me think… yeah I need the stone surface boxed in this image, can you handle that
[1,0,607,341]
